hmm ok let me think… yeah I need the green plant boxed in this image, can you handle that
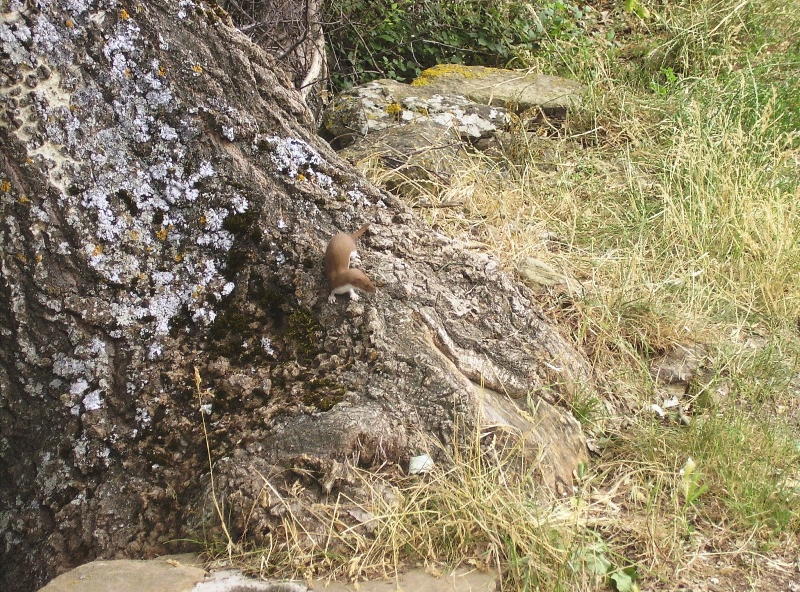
[323,0,590,89]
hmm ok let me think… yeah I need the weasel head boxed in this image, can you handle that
[344,268,376,293]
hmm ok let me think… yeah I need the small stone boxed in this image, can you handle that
[650,343,707,386]
[516,256,584,297]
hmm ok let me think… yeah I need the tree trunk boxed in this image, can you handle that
[0,1,589,590]
[216,0,327,106]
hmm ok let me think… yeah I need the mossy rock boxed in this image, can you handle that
[411,64,585,114]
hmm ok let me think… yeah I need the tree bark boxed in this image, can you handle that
[0,1,589,590]
[216,0,327,105]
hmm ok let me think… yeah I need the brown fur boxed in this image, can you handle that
[324,224,375,295]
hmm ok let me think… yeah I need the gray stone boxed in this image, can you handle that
[40,561,493,592]
[38,558,206,592]
[313,567,495,592]
[650,343,708,386]
[517,256,585,298]
[339,120,463,191]
[411,64,585,115]
[321,78,510,148]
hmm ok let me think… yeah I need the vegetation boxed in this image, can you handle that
[205,0,800,589]
[323,0,591,88]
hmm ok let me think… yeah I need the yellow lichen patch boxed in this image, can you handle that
[386,102,403,115]
[35,253,43,264]
[411,64,497,87]
[296,173,306,182]
[18,195,30,204]
[65,19,75,28]
[119,8,130,20]
[155,226,170,241]
[91,245,103,257]
[129,230,141,241]
[174,253,184,263]
[1,180,11,192]
[158,66,167,77]
[192,64,203,74]
[15,253,28,264]
[198,215,208,226]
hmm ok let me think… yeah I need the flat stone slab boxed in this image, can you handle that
[321,78,509,148]
[39,560,495,592]
[313,568,496,592]
[38,557,206,592]
[411,64,585,113]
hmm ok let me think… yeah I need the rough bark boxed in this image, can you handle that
[0,1,590,591]
[216,0,327,105]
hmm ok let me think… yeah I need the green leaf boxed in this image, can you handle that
[609,569,640,592]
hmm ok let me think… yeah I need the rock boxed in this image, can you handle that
[38,557,206,592]
[411,64,585,116]
[320,78,510,148]
[39,559,494,592]
[313,567,496,592]
[39,559,311,592]
[194,570,307,591]
[339,119,463,190]
[516,256,584,297]
[650,343,707,386]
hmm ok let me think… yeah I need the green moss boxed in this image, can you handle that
[301,378,346,411]
[411,64,497,87]
[208,307,252,357]
[286,307,324,360]
[385,102,403,116]
[222,210,258,235]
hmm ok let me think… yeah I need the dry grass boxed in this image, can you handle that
[207,428,640,591]
[341,0,800,584]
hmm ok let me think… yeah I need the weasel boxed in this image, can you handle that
[324,224,376,303]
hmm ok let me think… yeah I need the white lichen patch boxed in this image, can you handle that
[177,0,196,20]
[82,390,104,411]
[260,337,275,356]
[0,12,33,64]
[70,378,89,396]
[135,407,152,428]
[347,188,370,207]
[103,18,142,80]
[263,136,324,178]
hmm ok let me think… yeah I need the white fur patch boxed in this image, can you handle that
[328,284,359,303]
